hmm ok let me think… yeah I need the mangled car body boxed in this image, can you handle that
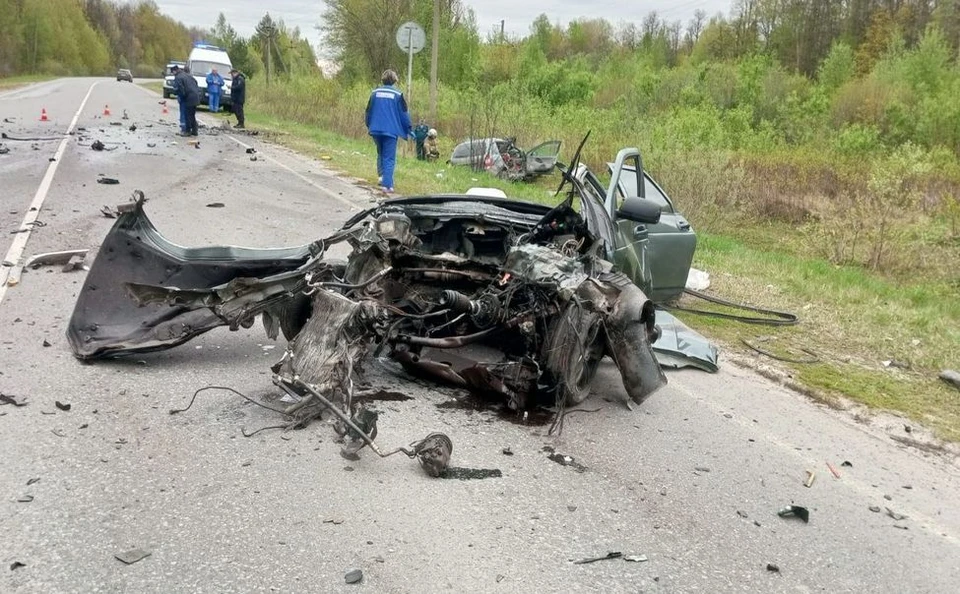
[68,146,699,413]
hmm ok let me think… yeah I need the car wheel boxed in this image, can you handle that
[543,303,605,406]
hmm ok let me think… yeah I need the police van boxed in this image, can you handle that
[186,44,234,110]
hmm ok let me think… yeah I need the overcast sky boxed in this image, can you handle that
[138,1,732,56]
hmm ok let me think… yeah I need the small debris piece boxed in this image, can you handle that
[804,470,816,488]
[250,155,258,161]
[245,147,256,154]
[344,569,363,584]
[128,124,136,132]
[147,143,156,148]
[884,494,893,501]
[894,525,909,530]
[0,394,27,407]
[10,561,26,571]
[694,466,711,473]
[886,508,908,521]
[55,401,71,411]
[323,518,344,525]
[97,177,120,185]
[939,370,960,390]
[26,478,40,486]
[114,549,151,565]
[495,574,505,583]
[42,339,51,347]
[624,555,648,562]
[777,505,810,523]
[205,202,225,208]
[502,447,513,456]
[904,425,912,433]
[869,505,882,513]
[573,551,622,564]
[548,452,587,472]
[567,505,577,512]
[841,461,853,467]
[826,462,841,479]
[17,495,34,503]
[736,510,748,519]
[766,563,780,573]
[61,254,85,272]
[91,140,105,151]
[902,485,913,490]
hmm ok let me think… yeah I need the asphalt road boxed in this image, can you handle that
[1,78,958,594]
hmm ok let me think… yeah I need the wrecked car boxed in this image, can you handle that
[448,137,561,181]
[68,141,698,417]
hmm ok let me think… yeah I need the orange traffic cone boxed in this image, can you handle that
[103,104,111,116]
[39,108,48,121]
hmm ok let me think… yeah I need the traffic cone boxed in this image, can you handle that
[103,104,111,116]
[39,108,48,122]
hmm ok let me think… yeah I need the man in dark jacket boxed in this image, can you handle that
[365,69,412,193]
[230,69,246,129]
[174,66,201,136]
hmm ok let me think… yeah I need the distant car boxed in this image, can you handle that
[116,69,133,83]
[448,137,562,181]
[162,61,185,98]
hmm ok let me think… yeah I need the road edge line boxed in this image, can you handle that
[0,81,99,305]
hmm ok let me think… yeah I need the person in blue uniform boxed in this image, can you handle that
[364,69,412,193]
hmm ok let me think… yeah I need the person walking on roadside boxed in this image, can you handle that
[365,69,412,193]
[413,118,429,160]
[206,68,224,113]
[171,64,187,133]
[230,69,246,129]
[174,66,201,136]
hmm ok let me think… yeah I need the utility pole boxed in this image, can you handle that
[266,34,272,86]
[500,20,505,42]
[429,0,440,123]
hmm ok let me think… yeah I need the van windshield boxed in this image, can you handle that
[190,61,230,76]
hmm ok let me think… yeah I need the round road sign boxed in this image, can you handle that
[396,21,426,54]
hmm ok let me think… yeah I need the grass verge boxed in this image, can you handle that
[0,74,53,91]
[177,95,960,442]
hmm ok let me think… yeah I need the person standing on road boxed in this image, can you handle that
[174,66,201,136]
[413,118,429,160]
[206,68,224,113]
[171,64,187,133]
[365,69,412,193]
[230,69,246,129]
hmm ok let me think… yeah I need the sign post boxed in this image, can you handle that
[395,21,426,108]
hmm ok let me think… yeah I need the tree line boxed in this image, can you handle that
[0,0,317,80]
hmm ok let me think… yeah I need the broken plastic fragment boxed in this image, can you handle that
[573,551,622,564]
[114,549,151,565]
[766,563,780,573]
[55,401,71,411]
[624,555,648,562]
[344,569,363,584]
[777,505,810,523]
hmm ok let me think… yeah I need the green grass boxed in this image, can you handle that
[138,83,960,442]
[0,74,53,90]
[687,231,960,441]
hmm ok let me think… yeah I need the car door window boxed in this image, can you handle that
[611,165,675,213]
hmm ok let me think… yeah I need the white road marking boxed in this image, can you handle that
[0,81,99,305]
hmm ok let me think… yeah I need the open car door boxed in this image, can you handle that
[525,140,562,175]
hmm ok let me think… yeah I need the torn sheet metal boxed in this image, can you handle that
[652,309,720,373]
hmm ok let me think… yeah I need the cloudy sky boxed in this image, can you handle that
[138,0,732,56]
